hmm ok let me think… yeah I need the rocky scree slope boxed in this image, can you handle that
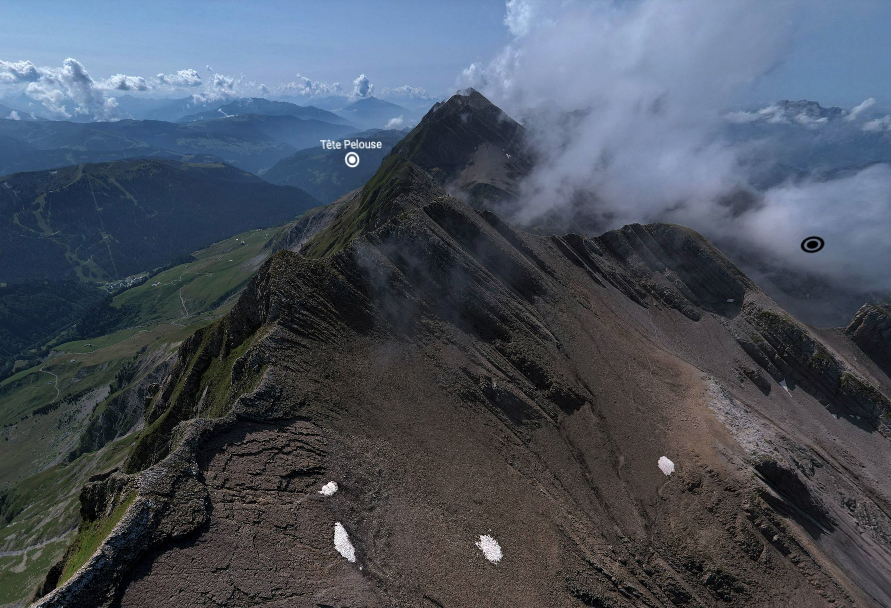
[29,147,891,607]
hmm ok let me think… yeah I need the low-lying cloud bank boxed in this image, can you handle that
[459,0,891,295]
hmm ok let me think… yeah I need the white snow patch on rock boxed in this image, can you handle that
[779,379,790,392]
[658,456,675,476]
[319,481,338,496]
[334,522,356,562]
[476,534,503,563]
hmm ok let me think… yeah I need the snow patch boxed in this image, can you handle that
[658,456,675,476]
[476,534,503,563]
[779,379,790,392]
[319,481,338,496]
[333,522,356,562]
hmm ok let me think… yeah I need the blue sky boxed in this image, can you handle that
[0,0,512,98]
[1,1,890,108]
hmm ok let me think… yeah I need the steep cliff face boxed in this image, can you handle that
[30,97,891,608]
[847,304,891,377]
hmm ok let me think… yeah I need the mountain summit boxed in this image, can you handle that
[391,88,532,205]
[29,93,891,608]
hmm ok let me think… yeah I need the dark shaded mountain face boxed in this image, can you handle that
[335,96,417,129]
[178,97,354,126]
[35,98,891,608]
[391,88,532,207]
[0,159,317,284]
[847,304,891,377]
[262,129,405,204]
[0,279,104,372]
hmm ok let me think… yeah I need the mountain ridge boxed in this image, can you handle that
[20,92,891,608]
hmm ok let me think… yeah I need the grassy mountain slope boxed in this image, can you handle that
[0,223,292,606]
[0,159,317,284]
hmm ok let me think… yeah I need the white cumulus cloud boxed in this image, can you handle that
[0,60,41,83]
[98,74,149,91]
[276,74,342,98]
[156,68,203,88]
[385,115,404,129]
[504,0,535,37]
[846,97,875,121]
[380,84,432,100]
[351,73,373,100]
[863,114,891,132]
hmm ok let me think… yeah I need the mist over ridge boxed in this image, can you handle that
[457,0,891,303]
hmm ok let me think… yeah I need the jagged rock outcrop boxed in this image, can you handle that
[847,304,891,377]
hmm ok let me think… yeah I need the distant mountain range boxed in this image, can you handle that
[333,96,420,129]
[263,129,406,203]
[0,114,356,175]
[177,97,355,126]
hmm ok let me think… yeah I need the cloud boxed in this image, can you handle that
[212,73,235,91]
[456,0,891,293]
[98,74,149,91]
[206,65,214,73]
[7,110,20,120]
[385,115,404,128]
[379,85,432,101]
[459,62,488,89]
[275,74,342,98]
[739,164,891,291]
[189,72,240,104]
[156,68,202,87]
[725,101,837,127]
[258,83,269,95]
[351,73,373,100]
[0,58,223,120]
[504,0,535,36]
[845,97,875,121]
[0,60,41,83]
[8,57,119,119]
[863,114,891,132]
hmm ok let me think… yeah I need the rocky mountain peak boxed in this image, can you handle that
[775,99,845,121]
[390,89,531,205]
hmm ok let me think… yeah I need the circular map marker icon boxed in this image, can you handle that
[345,151,360,168]
[801,236,824,253]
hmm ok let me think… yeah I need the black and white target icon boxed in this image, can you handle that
[800,236,824,253]
[345,151,360,168]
